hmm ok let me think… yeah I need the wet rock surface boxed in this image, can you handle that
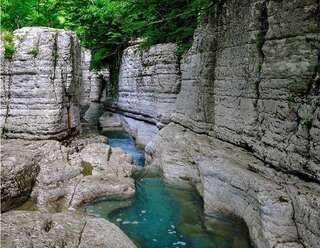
[1,211,137,248]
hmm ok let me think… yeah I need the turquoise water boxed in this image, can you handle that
[84,129,252,248]
[102,130,145,166]
[86,178,252,248]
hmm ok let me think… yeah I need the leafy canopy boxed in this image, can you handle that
[1,0,212,68]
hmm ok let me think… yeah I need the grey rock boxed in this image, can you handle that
[171,0,320,182]
[99,111,122,130]
[120,115,159,148]
[0,27,81,139]
[80,48,92,114]
[1,140,40,212]
[1,211,137,248]
[117,43,180,125]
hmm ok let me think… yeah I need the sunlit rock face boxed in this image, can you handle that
[0,27,81,139]
[117,43,181,125]
[147,0,320,248]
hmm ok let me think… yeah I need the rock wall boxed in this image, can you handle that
[173,0,320,182]
[117,43,180,125]
[80,48,110,116]
[80,48,92,109]
[146,1,320,248]
[0,27,81,139]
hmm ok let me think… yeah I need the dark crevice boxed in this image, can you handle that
[51,32,59,102]
[76,221,87,248]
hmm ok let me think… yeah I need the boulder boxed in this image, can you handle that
[1,140,40,212]
[1,211,137,248]
[0,27,81,139]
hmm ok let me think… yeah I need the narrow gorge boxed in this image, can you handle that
[1,0,319,248]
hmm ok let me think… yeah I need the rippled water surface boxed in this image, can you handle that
[84,129,252,248]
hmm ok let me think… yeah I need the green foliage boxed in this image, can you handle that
[2,30,15,59]
[29,47,39,58]
[81,161,93,176]
[1,0,213,67]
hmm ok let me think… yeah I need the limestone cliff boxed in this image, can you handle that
[117,43,181,126]
[173,0,320,183]
[144,1,320,248]
[0,27,81,139]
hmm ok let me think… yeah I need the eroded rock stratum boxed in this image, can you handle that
[0,27,81,139]
[143,1,320,248]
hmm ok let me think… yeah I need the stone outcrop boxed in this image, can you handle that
[0,27,81,139]
[117,43,180,125]
[109,43,181,145]
[1,211,137,248]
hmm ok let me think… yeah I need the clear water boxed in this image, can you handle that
[84,128,252,248]
[102,130,145,166]
[85,178,252,248]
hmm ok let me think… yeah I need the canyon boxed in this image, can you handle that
[1,0,320,248]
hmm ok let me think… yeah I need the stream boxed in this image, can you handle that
[82,105,252,248]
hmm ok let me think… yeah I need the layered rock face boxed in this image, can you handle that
[173,0,320,182]
[0,27,81,139]
[146,1,320,248]
[117,43,180,125]
[80,48,110,115]
[80,48,92,109]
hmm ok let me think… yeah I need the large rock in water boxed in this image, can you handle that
[1,211,137,248]
[117,43,180,125]
[0,27,81,139]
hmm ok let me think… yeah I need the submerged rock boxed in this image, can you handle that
[0,27,81,139]
[1,211,137,248]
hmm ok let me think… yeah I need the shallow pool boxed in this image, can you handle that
[85,177,251,248]
[84,128,252,248]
